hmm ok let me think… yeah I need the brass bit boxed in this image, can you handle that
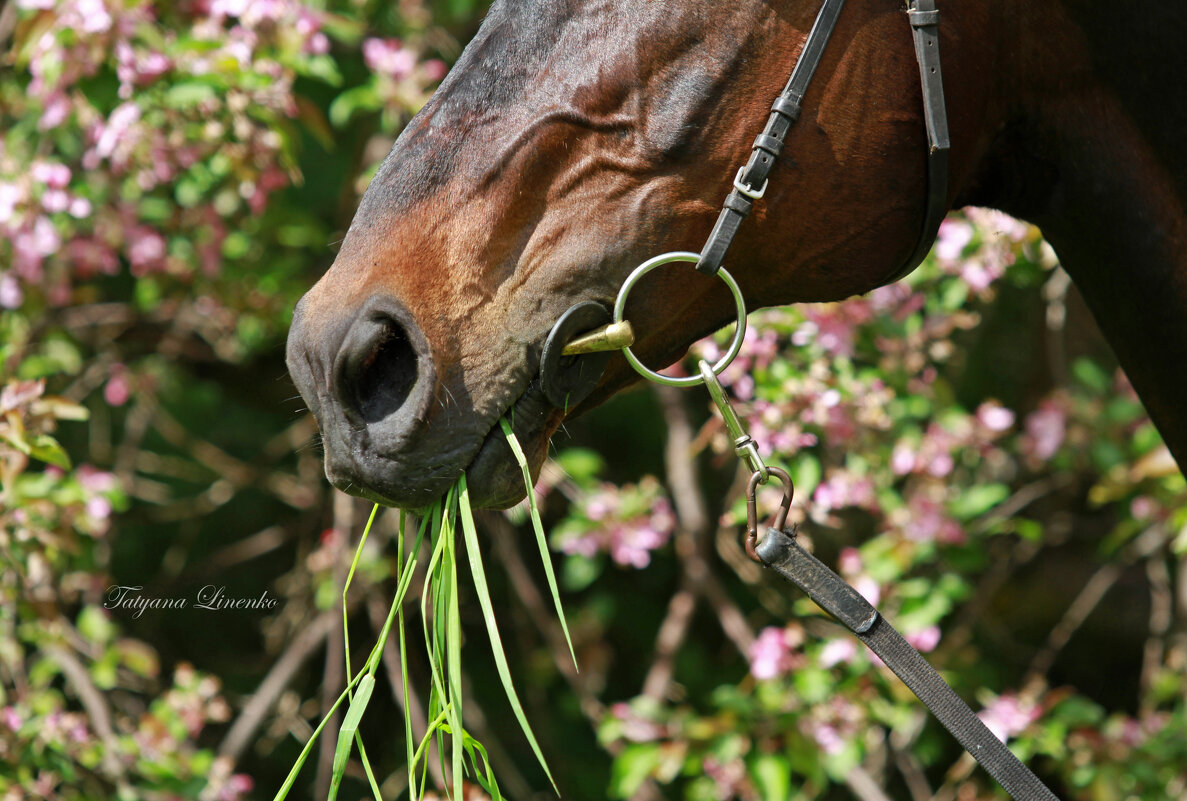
[560,321,635,356]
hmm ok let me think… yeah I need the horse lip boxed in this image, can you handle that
[462,377,556,509]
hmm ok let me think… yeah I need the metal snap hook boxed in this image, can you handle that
[745,465,793,562]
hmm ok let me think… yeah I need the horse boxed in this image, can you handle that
[286,0,1187,511]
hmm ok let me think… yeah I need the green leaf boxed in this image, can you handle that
[949,483,1009,520]
[751,753,791,801]
[28,434,71,469]
[328,85,381,128]
[609,743,660,799]
[1072,357,1111,393]
[458,475,558,793]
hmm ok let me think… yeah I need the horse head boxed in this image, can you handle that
[286,0,1003,509]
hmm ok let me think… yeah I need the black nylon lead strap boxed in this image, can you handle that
[755,528,1061,801]
[696,0,848,276]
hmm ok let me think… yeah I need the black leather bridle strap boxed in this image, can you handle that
[696,0,951,283]
[756,528,1062,801]
[696,0,847,275]
[882,0,951,284]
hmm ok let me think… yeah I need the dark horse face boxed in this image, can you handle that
[287,0,953,508]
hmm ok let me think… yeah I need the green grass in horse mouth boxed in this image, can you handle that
[274,419,576,800]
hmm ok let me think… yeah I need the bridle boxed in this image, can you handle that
[538,3,1063,799]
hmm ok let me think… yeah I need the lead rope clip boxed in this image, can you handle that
[745,465,794,562]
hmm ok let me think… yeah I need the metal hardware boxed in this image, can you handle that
[613,251,747,388]
[732,167,768,200]
[560,320,635,356]
[698,360,768,481]
[745,465,793,562]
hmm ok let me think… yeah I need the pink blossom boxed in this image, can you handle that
[308,32,330,55]
[852,576,880,607]
[104,367,131,406]
[809,722,845,755]
[73,0,114,34]
[819,637,857,667]
[1,706,22,731]
[976,401,1015,432]
[68,196,93,219]
[935,218,973,262]
[218,774,254,801]
[77,465,119,492]
[1130,495,1157,521]
[609,703,663,743]
[891,442,916,475]
[32,161,71,188]
[749,626,796,680]
[0,182,21,223]
[1024,402,1066,460]
[0,274,23,309]
[978,693,1040,743]
[41,188,70,213]
[423,59,448,82]
[838,547,863,576]
[39,92,71,130]
[905,625,941,652]
[94,101,141,160]
[903,494,965,544]
[126,226,167,274]
[812,471,876,513]
[363,38,416,79]
[86,496,113,520]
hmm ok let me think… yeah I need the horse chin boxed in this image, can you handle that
[462,380,558,510]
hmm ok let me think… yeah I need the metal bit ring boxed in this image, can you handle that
[613,251,748,388]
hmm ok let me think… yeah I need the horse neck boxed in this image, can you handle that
[960,0,1187,468]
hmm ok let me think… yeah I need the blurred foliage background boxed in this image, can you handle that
[1,1,1185,800]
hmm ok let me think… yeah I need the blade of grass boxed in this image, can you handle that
[328,673,375,801]
[457,474,558,794]
[271,667,370,801]
[499,418,578,669]
[444,495,465,796]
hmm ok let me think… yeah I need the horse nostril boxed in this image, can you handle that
[337,306,422,426]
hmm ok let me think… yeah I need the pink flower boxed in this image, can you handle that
[609,702,663,743]
[126,226,167,274]
[1024,401,1066,460]
[41,188,70,213]
[94,101,141,160]
[104,366,131,406]
[891,442,916,475]
[819,637,856,667]
[218,774,254,801]
[0,274,23,309]
[1,706,22,731]
[852,576,880,607]
[423,59,448,82]
[86,496,113,520]
[905,625,941,652]
[39,93,71,130]
[32,162,71,188]
[73,0,114,34]
[363,38,416,78]
[935,218,974,262]
[976,401,1016,432]
[978,693,1040,743]
[0,182,22,223]
[68,196,93,219]
[903,493,965,544]
[749,626,796,680]
[809,722,845,755]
